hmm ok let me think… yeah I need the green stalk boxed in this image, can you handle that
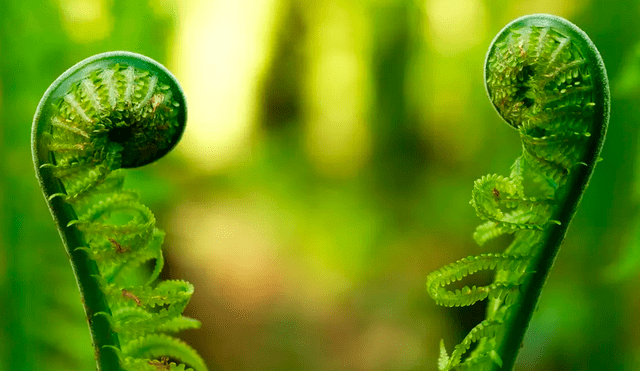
[32,129,122,371]
[31,51,195,371]
[427,14,609,371]
[491,14,610,370]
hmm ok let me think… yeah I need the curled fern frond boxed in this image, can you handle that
[121,334,208,371]
[426,253,529,307]
[100,307,201,338]
[447,320,503,369]
[471,173,552,245]
[427,14,609,370]
[32,52,206,371]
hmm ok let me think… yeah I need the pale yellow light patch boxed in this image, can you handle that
[58,0,112,43]
[303,1,372,178]
[407,51,484,165]
[148,0,176,17]
[425,0,487,56]
[408,0,490,164]
[424,59,476,157]
[171,0,282,172]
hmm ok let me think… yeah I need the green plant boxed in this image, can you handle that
[32,51,207,371]
[426,14,609,371]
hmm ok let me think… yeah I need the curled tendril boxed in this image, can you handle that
[427,14,609,371]
[32,52,207,371]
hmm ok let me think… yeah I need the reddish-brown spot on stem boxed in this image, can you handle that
[122,289,142,306]
[109,238,129,253]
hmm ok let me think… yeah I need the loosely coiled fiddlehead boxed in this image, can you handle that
[426,14,609,370]
[32,51,207,371]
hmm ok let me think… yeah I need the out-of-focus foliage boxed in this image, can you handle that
[1,0,640,370]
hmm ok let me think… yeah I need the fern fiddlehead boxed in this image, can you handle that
[32,51,207,371]
[426,14,609,370]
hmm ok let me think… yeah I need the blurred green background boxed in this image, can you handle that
[2,0,640,370]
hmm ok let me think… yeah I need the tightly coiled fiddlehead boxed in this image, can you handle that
[32,51,207,371]
[426,14,609,370]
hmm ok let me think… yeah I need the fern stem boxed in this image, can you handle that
[427,14,609,371]
[32,52,205,371]
[497,165,598,370]
[33,135,122,371]
[490,14,609,370]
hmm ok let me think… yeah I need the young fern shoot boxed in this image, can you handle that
[426,14,609,370]
[32,52,207,371]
